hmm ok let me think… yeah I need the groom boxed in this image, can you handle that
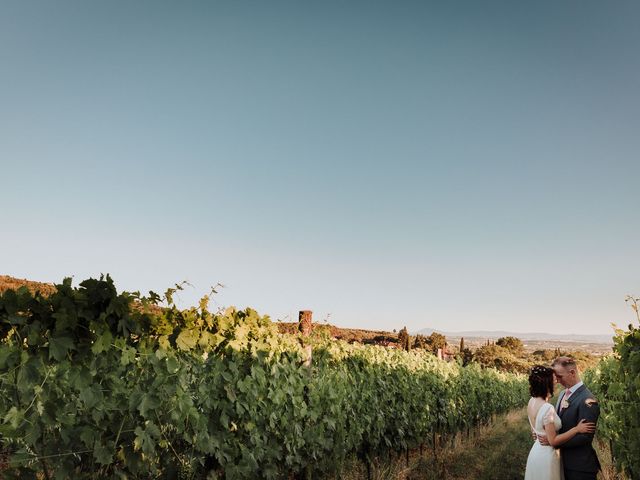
[539,356,601,480]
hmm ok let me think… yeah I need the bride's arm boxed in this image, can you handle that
[544,419,595,447]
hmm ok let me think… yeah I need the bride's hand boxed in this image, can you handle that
[576,419,596,434]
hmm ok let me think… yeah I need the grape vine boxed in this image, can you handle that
[585,295,640,479]
[0,276,528,479]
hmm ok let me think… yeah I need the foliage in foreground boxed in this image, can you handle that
[585,295,640,480]
[0,276,528,479]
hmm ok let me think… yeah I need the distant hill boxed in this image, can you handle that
[414,327,613,344]
[0,275,56,296]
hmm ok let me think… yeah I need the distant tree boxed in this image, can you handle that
[528,349,595,370]
[496,336,524,356]
[459,337,465,352]
[473,344,530,373]
[413,334,428,349]
[459,347,473,367]
[365,335,398,346]
[398,327,411,351]
[474,345,504,368]
[425,332,447,355]
[372,335,397,343]
[532,349,556,363]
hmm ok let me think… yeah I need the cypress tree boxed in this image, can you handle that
[398,327,411,351]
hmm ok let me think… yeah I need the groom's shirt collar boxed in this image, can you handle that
[568,381,584,395]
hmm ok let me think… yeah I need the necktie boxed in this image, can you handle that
[560,389,572,411]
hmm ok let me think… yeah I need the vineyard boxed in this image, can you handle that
[0,276,528,479]
[585,296,640,480]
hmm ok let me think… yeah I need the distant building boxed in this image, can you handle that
[437,347,456,362]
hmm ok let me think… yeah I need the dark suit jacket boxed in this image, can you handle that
[557,384,601,473]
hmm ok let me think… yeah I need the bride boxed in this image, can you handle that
[524,365,595,480]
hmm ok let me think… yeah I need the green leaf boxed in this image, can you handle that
[166,356,179,374]
[134,426,155,455]
[80,427,96,448]
[53,310,76,330]
[3,407,22,429]
[138,394,161,417]
[92,330,113,354]
[176,329,198,351]
[17,358,41,395]
[70,366,93,391]
[48,335,75,361]
[120,346,136,366]
[144,420,161,439]
[0,346,19,369]
[80,386,103,409]
[158,335,170,349]
[94,440,114,465]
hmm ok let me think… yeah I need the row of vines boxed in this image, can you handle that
[0,276,528,479]
[585,296,640,480]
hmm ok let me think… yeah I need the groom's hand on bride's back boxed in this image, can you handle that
[537,434,550,446]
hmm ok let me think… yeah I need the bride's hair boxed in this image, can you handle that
[529,365,554,399]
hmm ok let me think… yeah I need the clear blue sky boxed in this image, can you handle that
[2,1,639,335]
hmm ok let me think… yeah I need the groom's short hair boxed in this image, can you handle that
[552,356,577,370]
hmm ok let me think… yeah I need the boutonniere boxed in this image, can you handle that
[561,399,570,410]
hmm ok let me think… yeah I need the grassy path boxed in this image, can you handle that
[407,408,532,480]
[339,407,621,480]
[337,408,533,480]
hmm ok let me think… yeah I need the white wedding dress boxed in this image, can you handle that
[524,399,564,480]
